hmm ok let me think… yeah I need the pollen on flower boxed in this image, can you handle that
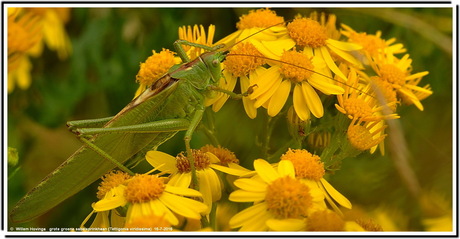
[124,174,165,203]
[280,148,325,181]
[124,214,171,230]
[287,18,328,48]
[97,170,131,200]
[236,8,285,30]
[342,98,374,119]
[200,144,239,165]
[379,64,406,87]
[306,210,345,231]
[265,176,312,219]
[136,49,176,86]
[223,42,265,77]
[176,150,211,172]
[348,32,387,56]
[347,119,387,151]
[279,50,314,83]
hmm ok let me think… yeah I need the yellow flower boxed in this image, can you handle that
[7,8,72,93]
[81,170,131,230]
[335,64,400,121]
[284,16,363,81]
[133,49,181,98]
[92,173,207,226]
[212,41,266,118]
[8,8,42,93]
[27,8,72,59]
[145,150,223,215]
[304,209,365,231]
[340,23,406,64]
[347,118,387,153]
[216,8,287,48]
[280,149,352,215]
[369,53,432,111]
[178,24,215,61]
[248,49,344,120]
[228,159,327,231]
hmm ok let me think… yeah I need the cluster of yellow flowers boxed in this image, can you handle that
[83,146,378,231]
[82,8,434,232]
[7,8,72,93]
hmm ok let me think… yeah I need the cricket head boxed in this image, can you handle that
[201,50,225,86]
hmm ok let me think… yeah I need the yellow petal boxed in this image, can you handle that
[145,151,178,174]
[250,67,282,104]
[197,171,213,215]
[205,152,220,164]
[254,159,278,183]
[165,184,202,197]
[326,38,363,51]
[168,172,192,188]
[405,71,429,80]
[233,178,267,192]
[267,79,291,117]
[277,160,295,178]
[229,189,266,202]
[211,164,253,177]
[239,209,273,231]
[404,84,433,95]
[308,74,344,95]
[148,198,179,225]
[250,38,295,60]
[327,43,364,68]
[317,46,348,81]
[320,178,352,209]
[399,88,424,110]
[92,186,127,212]
[90,211,109,228]
[293,84,310,121]
[201,168,222,201]
[301,82,324,118]
[240,75,258,119]
[159,192,207,219]
[266,218,306,231]
[229,202,267,228]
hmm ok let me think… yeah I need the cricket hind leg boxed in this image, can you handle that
[67,116,114,131]
[71,118,191,175]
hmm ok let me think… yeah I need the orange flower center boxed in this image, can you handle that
[224,42,265,77]
[176,150,211,173]
[379,64,406,87]
[236,8,285,30]
[279,50,314,83]
[97,170,131,200]
[200,144,239,165]
[287,18,328,48]
[124,174,165,203]
[306,210,345,231]
[280,148,325,181]
[136,49,176,86]
[265,176,312,219]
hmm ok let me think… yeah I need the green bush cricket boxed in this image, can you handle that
[9,39,231,223]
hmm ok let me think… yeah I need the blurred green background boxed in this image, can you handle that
[7,7,453,231]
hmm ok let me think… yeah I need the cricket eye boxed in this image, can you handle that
[212,59,219,66]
